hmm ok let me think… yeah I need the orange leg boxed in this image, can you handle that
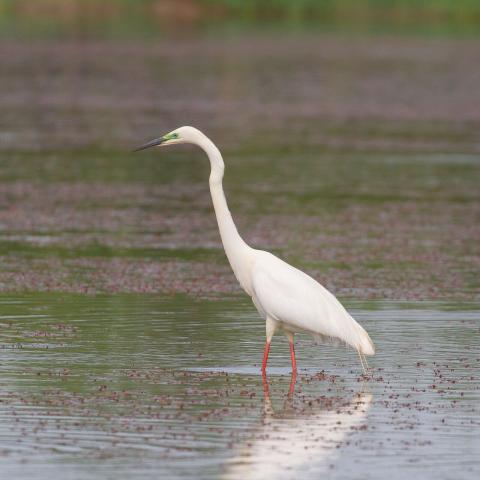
[288,369,297,397]
[289,341,297,373]
[261,341,271,372]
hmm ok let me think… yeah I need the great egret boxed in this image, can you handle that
[135,126,375,373]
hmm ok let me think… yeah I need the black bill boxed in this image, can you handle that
[133,137,165,152]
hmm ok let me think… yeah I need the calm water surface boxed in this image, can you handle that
[1,35,479,301]
[0,33,479,479]
[0,294,478,479]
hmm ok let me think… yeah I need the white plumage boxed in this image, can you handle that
[135,126,375,372]
[252,250,375,356]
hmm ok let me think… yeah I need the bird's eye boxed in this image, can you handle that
[171,133,179,139]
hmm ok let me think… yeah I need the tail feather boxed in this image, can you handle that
[311,318,375,356]
[357,324,375,356]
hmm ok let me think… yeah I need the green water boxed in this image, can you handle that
[0,30,479,479]
[1,33,479,300]
[1,148,478,299]
[0,294,479,479]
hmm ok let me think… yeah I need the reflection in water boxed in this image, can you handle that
[224,374,372,480]
[1,295,478,480]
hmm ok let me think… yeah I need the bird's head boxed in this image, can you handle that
[134,126,204,151]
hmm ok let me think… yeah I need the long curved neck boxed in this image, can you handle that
[196,135,253,292]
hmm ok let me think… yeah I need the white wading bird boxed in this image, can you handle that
[135,126,375,373]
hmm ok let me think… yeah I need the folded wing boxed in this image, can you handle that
[252,252,374,356]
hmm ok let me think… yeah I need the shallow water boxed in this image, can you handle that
[0,31,479,480]
[0,35,479,301]
[0,294,478,479]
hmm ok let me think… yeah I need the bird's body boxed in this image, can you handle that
[250,250,374,355]
[135,126,375,372]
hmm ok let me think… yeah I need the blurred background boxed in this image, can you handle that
[1,3,480,479]
[0,0,479,300]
